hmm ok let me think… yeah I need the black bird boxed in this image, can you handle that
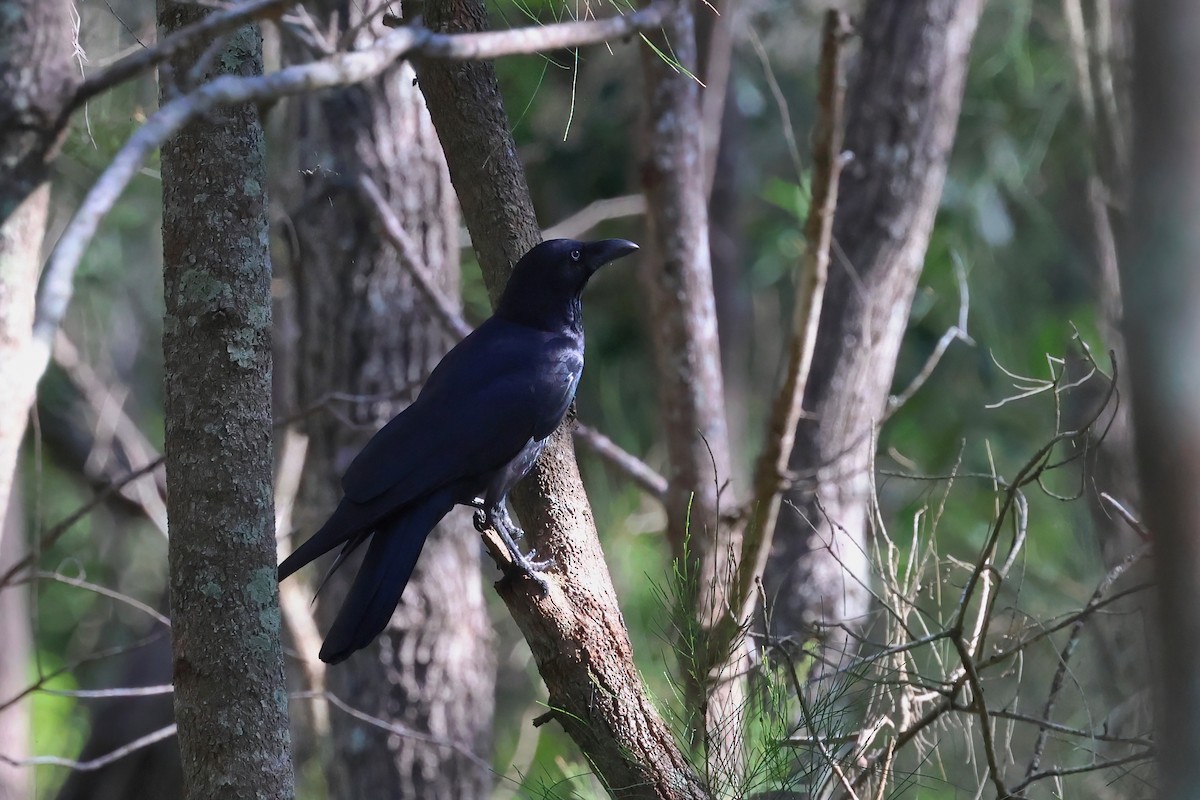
[278,237,639,663]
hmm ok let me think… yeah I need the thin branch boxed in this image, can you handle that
[291,690,492,773]
[39,685,173,699]
[1025,543,1152,778]
[1099,492,1151,540]
[572,422,667,500]
[1008,749,1154,797]
[0,457,165,588]
[71,0,293,109]
[357,174,472,339]
[0,724,178,771]
[886,255,974,416]
[273,428,329,737]
[32,570,171,628]
[53,333,168,536]
[542,194,647,240]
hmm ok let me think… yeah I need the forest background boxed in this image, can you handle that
[0,0,1178,798]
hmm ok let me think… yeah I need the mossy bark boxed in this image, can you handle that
[159,6,294,798]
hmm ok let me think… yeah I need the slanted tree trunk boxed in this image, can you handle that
[765,0,983,674]
[159,9,293,798]
[280,3,494,796]
[415,2,710,797]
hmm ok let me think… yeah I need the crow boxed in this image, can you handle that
[278,237,639,663]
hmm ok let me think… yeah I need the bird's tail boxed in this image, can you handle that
[319,486,458,664]
[278,497,377,583]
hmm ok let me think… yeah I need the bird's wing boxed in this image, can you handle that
[340,318,582,505]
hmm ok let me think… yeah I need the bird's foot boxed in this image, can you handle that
[507,550,552,593]
[477,508,552,594]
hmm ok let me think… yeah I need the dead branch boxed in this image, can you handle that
[0,457,164,589]
[0,724,178,772]
[71,0,292,109]
[736,9,851,630]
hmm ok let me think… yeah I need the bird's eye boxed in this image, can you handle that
[570,249,582,262]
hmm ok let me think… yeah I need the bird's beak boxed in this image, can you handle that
[586,239,639,272]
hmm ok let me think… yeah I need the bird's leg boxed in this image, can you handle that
[474,504,551,592]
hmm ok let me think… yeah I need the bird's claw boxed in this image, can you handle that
[475,508,551,594]
[507,551,552,594]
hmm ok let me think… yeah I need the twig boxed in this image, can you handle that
[773,641,861,799]
[0,724,178,771]
[951,635,1008,798]
[542,194,646,240]
[1024,543,1152,778]
[71,0,292,109]
[356,174,472,339]
[53,333,168,536]
[39,685,173,699]
[572,422,667,501]
[32,570,170,628]
[1099,492,1151,540]
[1008,749,1153,797]
[734,8,851,630]
[0,457,165,588]
[886,255,974,416]
[291,689,492,772]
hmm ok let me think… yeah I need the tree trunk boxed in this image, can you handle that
[415,3,710,797]
[0,0,77,567]
[0,0,76,223]
[0,470,28,800]
[280,4,494,796]
[638,0,747,776]
[1122,2,1200,795]
[159,8,293,798]
[765,0,983,674]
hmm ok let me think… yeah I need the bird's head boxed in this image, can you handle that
[496,238,639,330]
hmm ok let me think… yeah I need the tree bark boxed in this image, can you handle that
[0,0,77,572]
[0,470,28,800]
[638,0,747,774]
[415,4,709,797]
[1122,2,1200,795]
[765,0,983,673]
[159,7,293,798]
[0,0,76,222]
[280,4,494,796]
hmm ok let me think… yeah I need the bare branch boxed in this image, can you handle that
[32,570,171,628]
[572,422,667,501]
[290,689,492,773]
[0,724,178,772]
[0,457,165,589]
[53,333,168,536]
[273,428,329,738]
[71,0,292,109]
[735,9,850,626]
[886,255,973,416]
[357,174,472,339]
[1025,543,1152,778]
[542,194,646,240]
